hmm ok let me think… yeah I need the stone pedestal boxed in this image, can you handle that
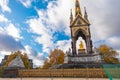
[65,53,102,64]
[78,49,86,54]
[62,50,103,69]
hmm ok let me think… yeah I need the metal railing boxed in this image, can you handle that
[103,64,120,80]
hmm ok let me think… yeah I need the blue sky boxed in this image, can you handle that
[0,0,120,67]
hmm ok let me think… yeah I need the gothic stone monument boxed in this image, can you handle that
[61,0,103,68]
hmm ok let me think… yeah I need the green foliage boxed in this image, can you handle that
[0,67,5,77]
[4,51,31,69]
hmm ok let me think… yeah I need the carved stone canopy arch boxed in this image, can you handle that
[71,27,92,55]
[75,29,87,42]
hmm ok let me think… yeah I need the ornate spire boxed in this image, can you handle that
[84,7,88,20]
[84,7,90,24]
[75,0,82,16]
[70,9,73,24]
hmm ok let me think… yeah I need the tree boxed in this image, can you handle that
[42,49,65,69]
[0,67,5,77]
[42,59,51,69]
[49,49,65,65]
[4,51,31,69]
[98,44,119,64]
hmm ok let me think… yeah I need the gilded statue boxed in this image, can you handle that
[79,41,84,49]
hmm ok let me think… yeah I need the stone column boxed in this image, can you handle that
[71,37,76,55]
[86,37,92,54]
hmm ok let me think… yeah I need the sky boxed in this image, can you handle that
[0,0,120,67]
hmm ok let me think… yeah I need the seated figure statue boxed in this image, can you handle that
[79,41,85,49]
[78,41,85,54]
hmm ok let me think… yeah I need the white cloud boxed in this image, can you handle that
[0,27,4,33]
[27,0,120,61]
[46,0,74,35]
[107,36,120,50]
[56,39,71,53]
[27,0,75,54]
[0,51,11,63]
[0,0,11,13]
[0,14,22,40]
[36,36,54,53]
[80,0,120,41]
[6,23,21,40]
[23,45,46,67]
[0,14,23,54]
[0,14,8,22]
[0,51,11,56]
[27,18,54,54]
[18,0,33,8]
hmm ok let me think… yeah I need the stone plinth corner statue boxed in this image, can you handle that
[78,41,85,54]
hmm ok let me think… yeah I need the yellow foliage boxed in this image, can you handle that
[4,51,31,69]
[42,49,65,69]
[49,49,65,65]
[42,59,51,69]
[98,44,119,64]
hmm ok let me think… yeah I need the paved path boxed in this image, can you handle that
[0,78,109,80]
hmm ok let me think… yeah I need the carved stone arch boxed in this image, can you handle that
[71,28,92,55]
[74,29,87,41]
[74,29,87,54]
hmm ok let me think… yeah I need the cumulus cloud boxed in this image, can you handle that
[78,0,120,41]
[0,51,12,63]
[5,23,21,40]
[27,18,54,54]
[56,39,71,53]
[27,0,120,54]
[0,14,8,22]
[27,0,75,54]
[25,0,120,62]
[24,45,46,67]
[0,14,22,40]
[0,0,11,13]
[0,33,24,52]
[0,14,23,62]
[80,0,120,51]
[18,0,34,8]
[107,37,120,50]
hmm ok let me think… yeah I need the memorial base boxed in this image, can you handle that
[50,52,103,69]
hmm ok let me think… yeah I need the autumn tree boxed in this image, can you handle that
[98,44,119,64]
[42,49,65,69]
[42,59,51,69]
[4,51,31,69]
